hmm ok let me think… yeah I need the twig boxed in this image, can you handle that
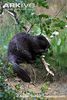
[54,3,66,18]
[27,24,33,33]
[6,10,19,24]
[41,55,54,76]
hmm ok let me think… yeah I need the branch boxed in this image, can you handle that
[41,55,54,76]
[27,24,34,33]
[54,3,66,18]
[6,10,27,30]
[6,10,19,24]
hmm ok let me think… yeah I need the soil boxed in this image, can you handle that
[5,68,67,96]
[5,77,67,97]
[46,75,67,95]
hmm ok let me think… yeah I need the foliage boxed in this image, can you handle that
[41,82,49,93]
[0,58,21,100]
[51,29,67,70]
[0,0,67,75]
[15,84,21,90]
[0,0,67,99]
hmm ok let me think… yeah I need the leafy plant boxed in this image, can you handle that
[0,57,21,100]
[0,0,67,99]
[41,82,49,93]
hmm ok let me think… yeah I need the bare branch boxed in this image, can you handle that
[27,24,34,33]
[41,55,54,76]
[6,10,19,24]
[6,10,30,32]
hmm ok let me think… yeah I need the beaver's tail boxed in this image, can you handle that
[11,62,31,82]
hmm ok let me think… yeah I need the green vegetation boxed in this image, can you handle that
[0,0,67,99]
[41,82,49,93]
[0,58,21,100]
